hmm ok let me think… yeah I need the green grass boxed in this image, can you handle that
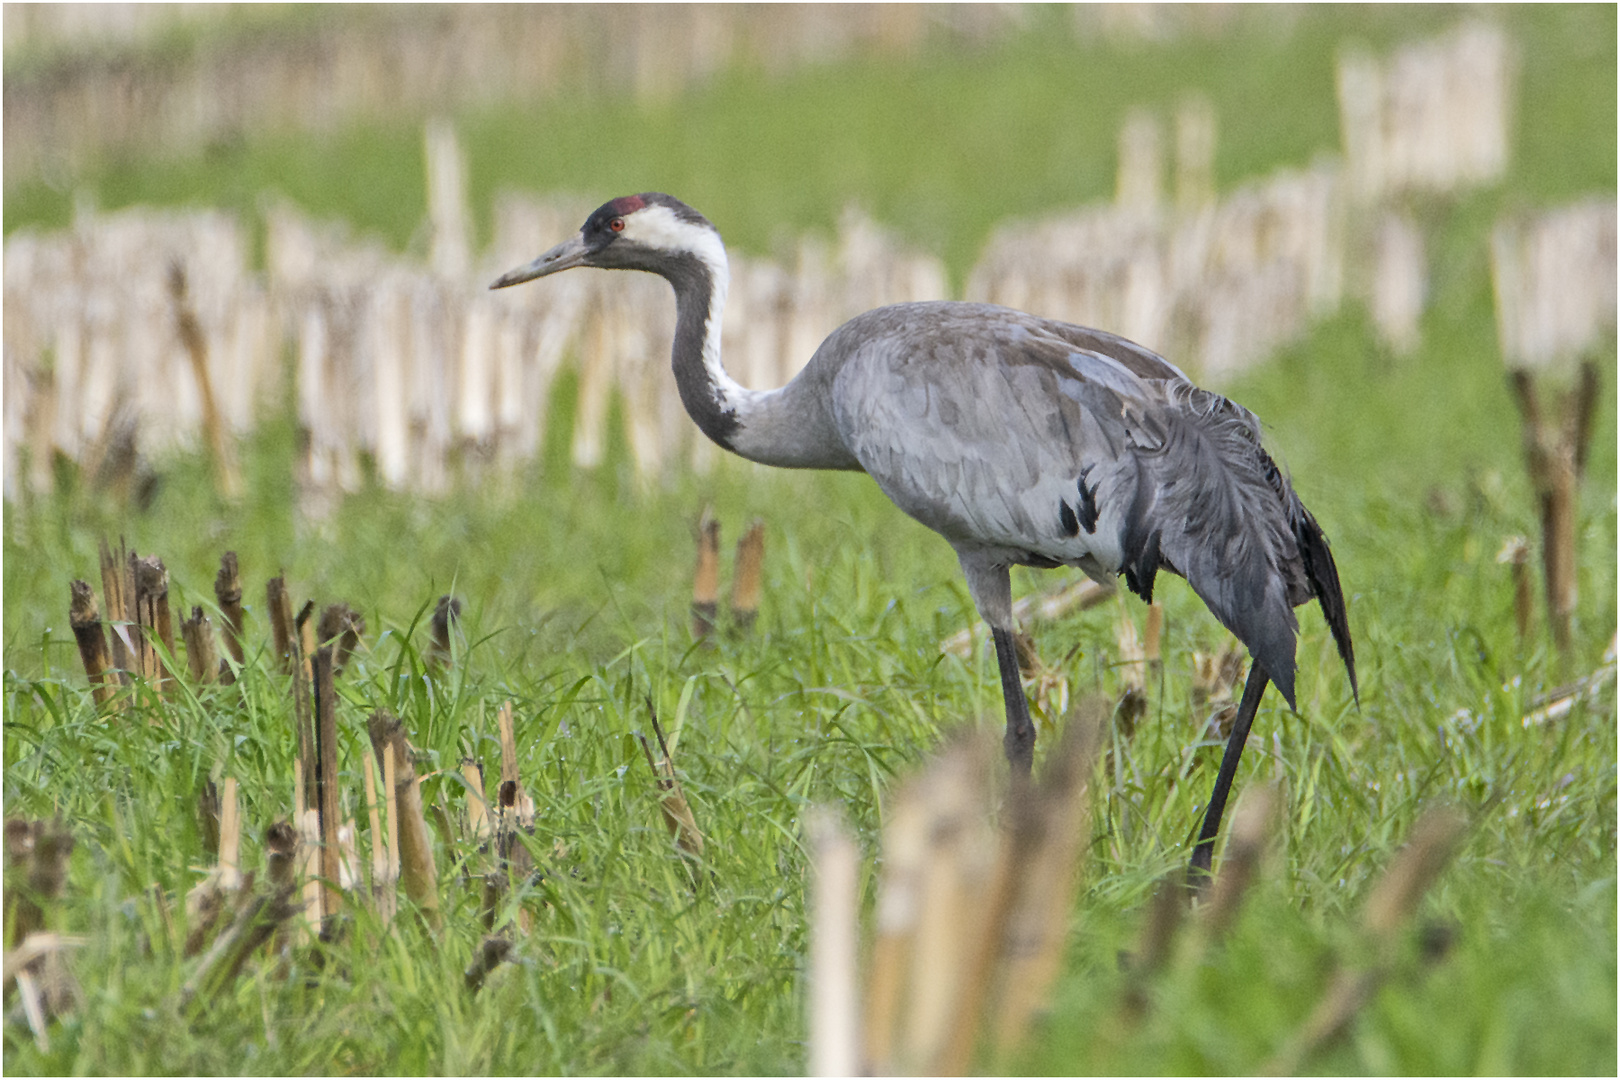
[4,5,1617,1074]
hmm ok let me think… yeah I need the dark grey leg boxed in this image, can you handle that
[1188,663,1271,890]
[991,626,1035,776]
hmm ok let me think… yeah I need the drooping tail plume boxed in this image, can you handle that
[1290,500,1357,702]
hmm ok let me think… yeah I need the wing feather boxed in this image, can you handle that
[1123,390,1304,704]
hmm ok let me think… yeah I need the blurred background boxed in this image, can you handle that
[2,12,1615,1073]
[5,3,1613,513]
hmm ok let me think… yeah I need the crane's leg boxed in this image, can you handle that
[991,626,1036,776]
[1187,663,1270,890]
[957,553,1035,777]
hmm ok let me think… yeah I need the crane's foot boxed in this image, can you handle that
[992,626,1036,778]
[1003,722,1035,777]
[1187,840,1216,895]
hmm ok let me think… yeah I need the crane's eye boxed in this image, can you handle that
[609,217,626,233]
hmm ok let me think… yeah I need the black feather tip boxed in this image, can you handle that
[1123,528,1160,603]
[1076,467,1100,533]
[1293,503,1357,703]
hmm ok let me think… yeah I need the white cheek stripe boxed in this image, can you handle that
[622,205,727,267]
[624,205,753,405]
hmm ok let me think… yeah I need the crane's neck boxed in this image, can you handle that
[659,244,749,451]
[657,242,859,471]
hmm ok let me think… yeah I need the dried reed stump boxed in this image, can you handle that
[198,780,222,861]
[97,538,133,678]
[1496,536,1534,644]
[4,818,75,950]
[428,596,461,672]
[367,711,441,931]
[692,512,720,641]
[729,519,765,632]
[1508,362,1600,661]
[317,603,365,675]
[68,580,116,709]
[214,552,246,680]
[313,647,344,929]
[131,555,176,694]
[181,607,219,685]
[266,575,296,674]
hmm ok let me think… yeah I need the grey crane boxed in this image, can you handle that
[492,193,1356,881]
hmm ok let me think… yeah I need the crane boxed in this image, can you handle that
[492,193,1357,882]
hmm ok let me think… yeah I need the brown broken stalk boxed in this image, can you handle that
[692,510,721,640]
[180,606,219,686]
[485,701,535,933]
[264,819,302,960]
[428,595,462,672]
[265,821,299,894]
[131,554,177,694]
[318,602,366,675]
[885,735,999,1076]
[5,818,75,952]
[98,537,134,680]
[1496,536,1535,644]
[361,748,392,922]
[463,935,514,994]
[313,647,344,930]
[461,758,491,845]
[198,779,222,861]
[181,885,301,1014]
[846,703,1105,1075]
[275,587,317,813]
[1143,603,1163,675]
[1115,608,1149,733]
[1508,361,1600,663]
[68,579,117,710]
[495,700,536,836]
[729,519,766,631]
[5,817,81,1037]
[266,574,296,675]
[636,701,705,862]
[214,551,246,679]
[292,762,322,938]
[383,742,402,923]
[862,767,930,1073]
[367,710,441,931]
[184,778,243,956]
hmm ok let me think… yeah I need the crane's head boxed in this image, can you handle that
[490,193,724,290]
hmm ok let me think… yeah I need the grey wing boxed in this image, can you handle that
[825,309,1146,577]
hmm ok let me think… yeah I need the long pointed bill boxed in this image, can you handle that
[489,233,592,289]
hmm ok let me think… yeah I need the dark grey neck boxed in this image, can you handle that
[661,253,742,452]
[652,250,862,472]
